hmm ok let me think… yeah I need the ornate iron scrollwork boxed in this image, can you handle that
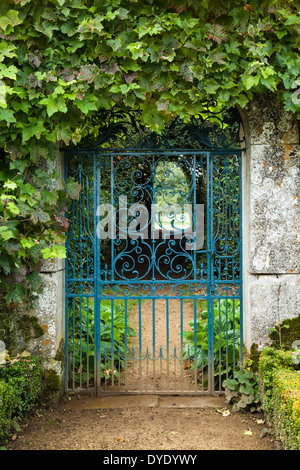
[78,100,245,150]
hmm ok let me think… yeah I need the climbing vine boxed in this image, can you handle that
[0,0,299,305]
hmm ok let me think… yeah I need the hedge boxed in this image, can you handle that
[0,357,43,440]
[258,347,300,450]
[272,370,300,450]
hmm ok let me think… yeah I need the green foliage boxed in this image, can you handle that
[269,322,290,349]
[0,164,80,306]
[182,299,240,385]
[245,343,261,373]
[258,347,295,415]
[258,348,300,449]
[69,298,136,385]
[0,0,299,306]
[269,315,300,350]
[271,370,300,450]
[223,369,261,412]
[0,357,43,440]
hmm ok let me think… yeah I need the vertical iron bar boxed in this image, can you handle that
[139,299,142,392]
[238,151,243,369]
[79,296,82,389]
[180,298,184,392]
[152,298,156,392]
[64,153,69,393]
[111,298,114,389]
[125,298,128,391]
[208,151,214,394]
[95,152,101,395]
[218,299,222,393]
[72,297,75,391]
[166,298,169,392]
[194,298,197,392]
[87,298,90,389]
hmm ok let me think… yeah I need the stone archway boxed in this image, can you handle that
[33,94,300,392]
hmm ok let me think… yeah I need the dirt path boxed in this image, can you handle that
[7,394,279,451]
[122,296,197,393]
[7,290,277,452]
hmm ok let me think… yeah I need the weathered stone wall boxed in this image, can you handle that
[29,147,65,392]
[243,93,300,349]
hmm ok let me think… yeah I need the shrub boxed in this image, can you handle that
[0,380,15,440]
[258,347,295,415]
[0,357,43,440]
[271,370,300,450]
[258,348,300,449]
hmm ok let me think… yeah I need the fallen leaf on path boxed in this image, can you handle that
[256,419,265,424]
[244,429,253,436]
[116,437,125,442]
[259,428,271,439]
[11,434,17,441]
[216,408,230,416]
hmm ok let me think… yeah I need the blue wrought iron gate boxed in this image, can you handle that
[64,105,245,395]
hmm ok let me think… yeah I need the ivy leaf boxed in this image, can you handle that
[284,15,300,26]
[22,120,46,142]
[28,50,42,68]
[0,10,22,31]
[74,95,98,113]
[210,52,226,65]
[0,253,12,274]
[30,208,51,224]
[242,75,260,90]
[0,64,18,80]
[6,284,26,305]
[7,202,20,215]
[0,226,15,241]
[5,146,23,160]
[41,244,66,259]
[0,108,16,123]
[0,42,17,62]
[14,265,27,283]
[42,189,58,205]
[56,125,72,145]
[30,145,49,164]
[5,241,22,255]
[208,24,229,45]
[53,212,69,230]
[107,38,122,52]
[39,96,68,117]
[78,64,99,83]
[65,178,81,200]
[100,61,120,74]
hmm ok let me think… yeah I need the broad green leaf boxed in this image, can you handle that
[39,96,68,117]
[0,108,16,123]
[0,226,15,240]
[22,120,46,142]
[0,65,19,80]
